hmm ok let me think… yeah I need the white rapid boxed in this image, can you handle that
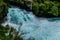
[2,7,60,40]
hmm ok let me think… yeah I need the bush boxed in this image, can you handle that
[32,1,58,17]
[0,25,23,40]
[0,25,9,40]
[58,3,60,16]
[32,2,39,16]
[39,1,58,16]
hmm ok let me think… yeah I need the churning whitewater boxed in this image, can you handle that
[2,7,60,40]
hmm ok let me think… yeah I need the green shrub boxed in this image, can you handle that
[0,25,23,40]
[48,4,58,16]
[32,2,39,16]
[33,1,58,17]
[58,3,60,16]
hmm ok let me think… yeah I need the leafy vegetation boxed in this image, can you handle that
[0,25,23,40]
[32,0,59,17]
[32,2,39,15]
[0,0,59,19]
[0,0,8,23]
[3,0,59,17]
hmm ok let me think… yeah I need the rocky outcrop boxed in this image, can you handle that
[23,0,33,11]
[24,0,33,10]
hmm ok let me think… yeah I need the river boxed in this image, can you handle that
[2,6,60,40]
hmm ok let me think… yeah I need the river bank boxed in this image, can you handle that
[5,0,59,17]
[0,0,60,23]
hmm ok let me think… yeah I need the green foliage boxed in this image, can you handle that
[40,1,58,16]
[0,25,23,40]
[4,0,59,17]
[33,1,58,17]
[32,2,39,16]
[0,25,9,40]
[48,4,58,16]
[0,1,7,23]
[58,3,60,16]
